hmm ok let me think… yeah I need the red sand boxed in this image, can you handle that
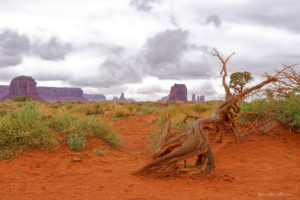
[1,114,300,200]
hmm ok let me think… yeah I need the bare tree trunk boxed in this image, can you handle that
[132,50,296,178]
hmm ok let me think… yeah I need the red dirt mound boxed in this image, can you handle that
[0,114,299,200]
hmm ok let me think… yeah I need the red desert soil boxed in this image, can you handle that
[1,114,300,200]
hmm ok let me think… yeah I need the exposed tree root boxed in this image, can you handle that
[132,50,296,178]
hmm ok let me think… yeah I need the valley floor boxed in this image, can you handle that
[1,114,300,200]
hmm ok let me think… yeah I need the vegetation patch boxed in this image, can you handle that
[0,103,55,159]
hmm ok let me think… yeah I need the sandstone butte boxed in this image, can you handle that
[0,76,91,102]
[169,83,187,101]
[1,76,45,102]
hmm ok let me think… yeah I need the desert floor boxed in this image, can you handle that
[1,114,299,200]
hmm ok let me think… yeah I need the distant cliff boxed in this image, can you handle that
[83,94,106,101]
[0,76,108,102]
[37,87,87,102]
[1,85,110,102]
[0,86,9,98]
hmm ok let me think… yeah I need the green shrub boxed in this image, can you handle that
[67,132,86,151]
[186,163,195,168]
[0,104,55,158]
[191,102,210,114]
[149,123,164,152]
[126,104,136,113]
[0,109,8,117]
[114,106,130,118]
[88,117,121,147]
[69,104,89,115]
[239,94,300,131]
[50,112,121,148]
[138,102,162,115]
[171,116,192,132]
[93,148,107,156]
[14,96,32,102]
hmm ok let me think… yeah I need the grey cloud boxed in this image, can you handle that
[170,15,179,27]
[67,28,216,89]
[34,72,71,82]
[68,54,143,88]
[229,54,300,76]
[0,30,30,67]
[136,84,168,94]
[0,68,16,81]
[48,29,217,88]
[143,29,216,79]
[130,0,161,12]
[190,82,218,100]
[144,29,189,66]
[0,54,22,67]
[0,29,72,68]
[70,75,128,96]
[195,0,300,33]
[205,15,221,27]
[100,56,143,85]
[187,44,210,53]
[86,43,124,56]
[241,0,300,33]
[31,37,72,61]
[199,82,217,96]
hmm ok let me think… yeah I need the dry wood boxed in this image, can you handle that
[132,50,296,178]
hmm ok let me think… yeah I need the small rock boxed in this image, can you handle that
[71,157,82,162]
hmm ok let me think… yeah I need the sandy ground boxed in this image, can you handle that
[0,114,300,200]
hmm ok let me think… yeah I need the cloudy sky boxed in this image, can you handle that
[0,0,299,101]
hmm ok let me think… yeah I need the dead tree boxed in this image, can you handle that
[131,50,296,178]
[269,64,299,97]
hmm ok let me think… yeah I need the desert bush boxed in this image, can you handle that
[166,104,180,117]
[88,117,121,147]
[50,112,121,148]
[239,93,300,131]
[0,104,55,159]
[190,102,210,114]
[50,113,85,143]
[149,131,159,151]
[138,102,162,115]
[126,104,136,112]
[63,101,75,110]
[93,148,107,156]
[171,115,193,132]
[69,104,89,115]
[67,132,86,151]
[0,109,8,117]
[92,101,116,114]
[50,101,63,109]
[14,96,32,102]
[114,105,130,118]
[71,103,101,115]
[138,103,154,114]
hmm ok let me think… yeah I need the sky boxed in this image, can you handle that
[0,0,299,101]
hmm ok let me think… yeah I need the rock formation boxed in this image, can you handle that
[199,95,205,102]
[83,94,106,101]
[0,86,9,98]
[192,93,196,102]
[37,87,87,102]
[158,96,169,102]
[169,84,187,101]
[2,76,45,102]
[0,76,89,102]
[112,92,134,102]
[119,92,125,101]
[195,95,205,102]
